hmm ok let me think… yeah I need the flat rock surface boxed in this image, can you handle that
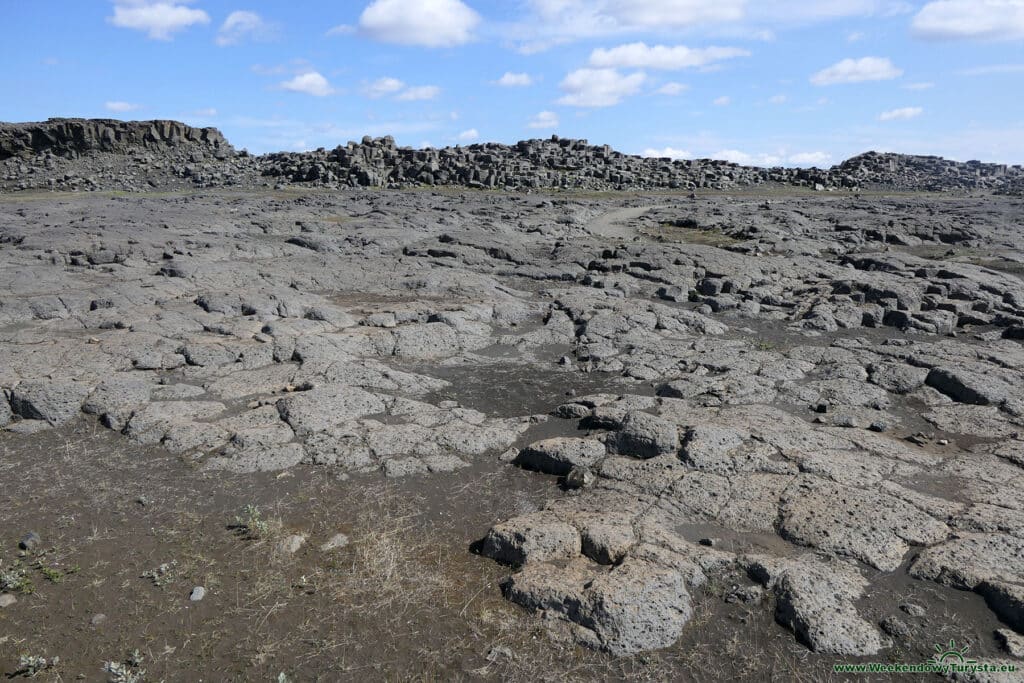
[1,184,1023,678]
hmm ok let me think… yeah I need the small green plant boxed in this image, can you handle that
[753,339,776,351]
[103,650,145,683]
[39,566,65,583]
[140,560,178,587]
[16,654,58,677]
[233,504,270,539]
[1,566,35,594]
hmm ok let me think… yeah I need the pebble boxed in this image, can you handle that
[89,613,106,626]
[276,534,306,555]
[320,533,350,552]
[900,603,927,617]
[0,594,16,608]
[18,531,41,551]
[189,586,206,602]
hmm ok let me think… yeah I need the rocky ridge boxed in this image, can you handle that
[1,118,1022,195]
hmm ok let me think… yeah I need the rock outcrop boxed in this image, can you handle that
[2,118,1023,195]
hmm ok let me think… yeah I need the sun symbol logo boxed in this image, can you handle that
[927,639,978,666]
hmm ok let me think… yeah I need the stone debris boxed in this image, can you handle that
[2,120,1024,662]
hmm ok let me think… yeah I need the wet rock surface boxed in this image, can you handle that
[1,146,1023,672]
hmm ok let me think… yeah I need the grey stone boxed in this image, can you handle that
[612,410,679,459]
[19,531,41,551]
[514,437,606,476]
[481,512,581,566]
[10,380,91,425]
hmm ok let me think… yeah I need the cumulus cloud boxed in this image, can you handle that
[108,0,210,40]
[280,72,335,97]
[912,0,1024,41]
[359,0,480,47]
[528,110,559,129]
[216,10,272,46]
[557,68,646,107]
[396,85,441,101]
[495,72,533,87]
[713,95,731,106]
[512,0,907,52]
[879,106,923,121]
[105,101,141,112]
[657,82,689,95]
[363,77,405,98]
[903,81,935,89]
[361,79,440,101]
[457,128,479,141]
[811,56,902,85]
[642,147,692,159]
[588,43,750,70]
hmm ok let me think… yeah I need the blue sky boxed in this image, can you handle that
[3,1,1023,165]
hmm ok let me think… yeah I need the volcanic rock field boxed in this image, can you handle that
[1,119,1023,680]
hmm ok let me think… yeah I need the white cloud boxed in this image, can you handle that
[108,1,210,40]
[363,77,405,98]
[527,0,745,35]
[396,85,441,101]
[359,0,480,47]
[647,145,833,167]
[361,79,440,101]
[557,68,646,107]
[811,56,902,85]
[912,0,1024,41]
[280,72,335,97]
[216,10,272,46]
[190,107,217,117]
[105,101,141,112]
[712,149,783,165]
[713,95,731,106]
[512,0,909,52]
[956,63,1024,75]
[496,72,533,87]
[457,128,479,141]
[769,94,787,104]
[750,1,913,23]
[788,151,832,166]
[847,30,866,42]
[903,81,934,89]
[587,43,750,70]
[642,147,692,159]
[528,110,559,129]
[879,106,923,121]
[326,24,356,36]
[657,82,689,95]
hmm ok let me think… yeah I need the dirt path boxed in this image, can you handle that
[586,205,664,239]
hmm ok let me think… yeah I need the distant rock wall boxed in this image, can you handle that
[258,135,1024,195]
[1,119,1022,195]
[0,118,233,160]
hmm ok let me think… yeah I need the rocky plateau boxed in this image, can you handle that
[1,118,1023,679]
